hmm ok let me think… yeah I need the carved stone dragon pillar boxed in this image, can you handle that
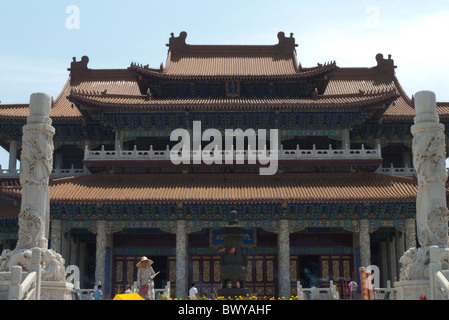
[399,91,449,282]
[0,93,66,282]
[412,91,448,248]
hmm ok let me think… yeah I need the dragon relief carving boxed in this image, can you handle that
[16,206,45,250]
[20,130,53,187]
[420,207,449,247]
[412,129,447,184]
[399,207,449,281]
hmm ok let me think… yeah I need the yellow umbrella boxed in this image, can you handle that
[113,293,145,300]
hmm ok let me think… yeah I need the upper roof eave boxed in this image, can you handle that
[128,61,338,80]
[66,88,400,112]
[0,77,84,123]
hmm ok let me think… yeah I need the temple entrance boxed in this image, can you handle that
[183,254,279,298]
[299,255,320,288]
[245,255,277,298]
[188,255,221,298]
[319,255,353,298]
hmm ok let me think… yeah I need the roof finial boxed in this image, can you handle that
[276,31,297,50]
[167,31,188,50]
[67,56,90,82]
[373,53,397,76]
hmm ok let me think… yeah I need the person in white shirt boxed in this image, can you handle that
[189,283,198,299]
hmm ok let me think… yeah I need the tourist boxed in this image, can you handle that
[93,285,103,300]
[348,279,358,300]
[189,282,198,299]
[136,256,157,300]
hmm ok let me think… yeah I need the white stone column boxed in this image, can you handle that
[403,148,412,168]
[50,219,62,254]
[18,93,55,248]
[405,218,416,251]
[278,220,291,299]
[359,220,371,267]
[352,231,359,279]
[342,128,350,149]
[176,220,188,299]
[388,232,397,280]
[95,220,107,286]
[396,229,405,272]
[396,91,449,299]
[70,233,79,267]
[411,91,448,247]
[54,151,63,170]
[8,140,17,173]
[115,130,123,150]
[61,229,71,265]
[380,241,389,286]
[0,92,67,286]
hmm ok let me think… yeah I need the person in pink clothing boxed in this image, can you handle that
[348,279,358,300]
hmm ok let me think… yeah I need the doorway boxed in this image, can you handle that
[299,255,320,288]
[112,255,168,295]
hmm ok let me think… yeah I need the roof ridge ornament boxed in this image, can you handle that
[68,56,89,74]
[68,56,91,83]
[372,53,397,76]
[167,31,298,53]
[276,31,298,52]
[167,31,188,51]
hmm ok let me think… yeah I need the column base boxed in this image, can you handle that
[0,281,74,300]
[394,279,430,300]
[40,281,74,300]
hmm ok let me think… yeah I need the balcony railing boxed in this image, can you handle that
[83,144,382,162]
[375,164,416,177]
[0,165,88,179]
[0,144,383,178]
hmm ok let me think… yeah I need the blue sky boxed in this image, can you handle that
[0,0,449,168]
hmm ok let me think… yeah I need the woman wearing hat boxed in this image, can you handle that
[136,256,157,300]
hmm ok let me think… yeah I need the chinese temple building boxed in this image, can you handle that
[0,32,448,299]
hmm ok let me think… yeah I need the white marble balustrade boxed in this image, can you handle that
[0,165,88,179]
[83,144,382,162]
[375,164,416,177]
